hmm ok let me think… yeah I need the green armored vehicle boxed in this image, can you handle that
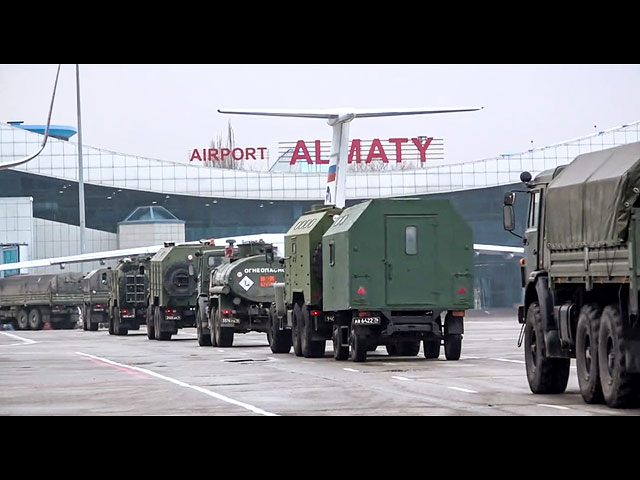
[81,268,112,331]
[0,272,84,330]
[147,242,224,341]
[271,198,474,362]
[198,241,285,347]
[107,257,150,336]
[503,141,640,408]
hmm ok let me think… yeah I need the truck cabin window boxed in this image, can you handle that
[528,191,541,229]
[405,226,418,255]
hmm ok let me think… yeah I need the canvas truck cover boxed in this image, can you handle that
[545,141,640,249]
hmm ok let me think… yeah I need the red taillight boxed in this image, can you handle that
[223,309,231,315]
[121,309,129,314]
[311,310,320,317]
[457,286,467,294]
[358,311,371,317]
[166,309,177,315]
[357,286,366,295]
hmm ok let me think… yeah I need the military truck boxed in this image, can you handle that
[0,272,83,330]
[147,242,224,341]
[107,257,150,336]
[270,198,474,362]
[81,268,112,331]
[503,141,640,408]
[198,241,285,348]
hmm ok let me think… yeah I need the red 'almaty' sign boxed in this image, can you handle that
[288,137,434,165]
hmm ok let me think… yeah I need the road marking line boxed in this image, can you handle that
[460,356,481,359]
[343,368,360,372]
[0,331,37,345]
[217,349,226,352]
[448,386,478,394]
[491,358,526,364]
[391,376,411,381]
[75,352,277,416]
[537,403,570,410]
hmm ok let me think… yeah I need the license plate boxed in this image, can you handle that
[353,316,381,325]
[93,307,105,312]
[166,314,181,321]
[221,318,240,325]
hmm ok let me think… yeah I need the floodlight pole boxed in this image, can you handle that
[76,64,86,258]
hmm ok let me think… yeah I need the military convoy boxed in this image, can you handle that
[81,268,111,331]
[504,141,640,408]
[0,272,83,330]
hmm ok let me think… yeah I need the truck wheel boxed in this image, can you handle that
[524,302,570,394]
[208,307,218,347]
[88,312,99,332]
[108,308,115,335]
[146,305,155,340]
[292,304,303,357]
[113,308,128,336]
[28,308,43,330]
[82,306,88,331]
[155,308,172,341]
[16,309,29,330]
[444,334,462,360]
[196,308,212,347]
[598,305,639,408]
[332,323,349,360]
[214,309,234,347]
[267,305,291,354]
[400,341,421,356]
[301,307,325,358]
[385,344,399,356]
[350,327,367,362]
[424,336,440,359]
[576,303,604,404]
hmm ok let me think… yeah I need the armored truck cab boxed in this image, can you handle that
[147,243,224,341]
[202,242,285,347]
[504,141,640,408]
[108,257,150,336]
[81,268,112,331]
[272,198,473,362]
[0,272,83,330]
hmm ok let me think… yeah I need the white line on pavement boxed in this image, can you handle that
[343,368,360,372]
[537,403,570,410]
[391,376,411,381]
[491,358,526,364]
[448,386,478,394]
[75,351,277,416]
[0,331,37,346]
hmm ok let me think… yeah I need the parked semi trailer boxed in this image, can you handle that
[0,272,83,330]
[503,141,640,408]
[270,198,474,362]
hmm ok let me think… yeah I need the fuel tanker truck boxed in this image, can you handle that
[503,141,640,408]
[269,198,474,362]
[0,272,84,330]
[147,242,224,341]
[81,267,112,331]
[107,256,150,336]
[199,241,285,348]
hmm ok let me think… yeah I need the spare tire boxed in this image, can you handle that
[163,261,197,297]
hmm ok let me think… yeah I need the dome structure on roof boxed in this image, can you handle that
[117,206,185,249]
[120,206,183,224]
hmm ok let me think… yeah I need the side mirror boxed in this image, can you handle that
[503,204,515,231]
[504,191,515,206]
[264,245,275,265]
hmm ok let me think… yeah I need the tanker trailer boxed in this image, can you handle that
[107,256,150,336]
[207,242,285,348]
[81,267,112,331]
[0,272,84,330]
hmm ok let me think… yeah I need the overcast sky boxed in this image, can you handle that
[1,64,639,166]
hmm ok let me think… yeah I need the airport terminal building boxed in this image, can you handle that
[2,120,640,307]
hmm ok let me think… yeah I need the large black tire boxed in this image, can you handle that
[300,306,325,358]
[292,304,303,357]
[88,312,99,332]
[155,308,172,341]
[214,308,234,347]
[28,308,43,331]
[424,336,440,359]
[350,327,367,362]
[524,302,570,394]
[113,308,128,336]
[332,323,349,361]
[209,307,218,347]
[267,304,291,354]
[146,305,155,340]
[576,303,604,404]
[196,307,212,347]
[444,334,462,360]
[82,305,89,331]
[16,309,29,330]
[400,340,421,356]
[598,304,639,408]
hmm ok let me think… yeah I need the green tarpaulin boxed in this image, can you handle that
[546,141,640,249]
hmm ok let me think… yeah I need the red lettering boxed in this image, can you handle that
[388,138,408,163]
[246,147,256,160]
[290,140,313,165]
[315,140,329,164]
[190,149,202,162]
[221,148,231,160]
[232,148,244,160]
[208,149,216,161]
[257,147,268,160]
[412,137,433,162]
[348,139,362,163]
[366,139,389,163]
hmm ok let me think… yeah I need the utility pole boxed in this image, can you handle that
[76,65,86,259]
